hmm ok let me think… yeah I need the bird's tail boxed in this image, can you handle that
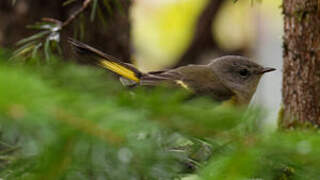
[69,38,143,83]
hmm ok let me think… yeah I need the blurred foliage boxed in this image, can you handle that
[12,22,62,62]
[11,0,123,62]
[1,53,320,180]
[11,0,281,69]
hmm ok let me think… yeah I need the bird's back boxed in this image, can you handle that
[141,65,235,102]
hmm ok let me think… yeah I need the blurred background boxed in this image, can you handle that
[0,0,282,127]
[132,0,283,128]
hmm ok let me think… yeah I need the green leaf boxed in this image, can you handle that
[16,31,50,46]
[79,14,85,40]
[31,42,43,59]
[63,0,78,6]
[12,41,36,58]
[90,0,98,22]
[51,41,63,56]
[27,22,54,30]
[115,0,125,16]
[103,0,113,15]
[44,38,51,62]
[97,5,108,28]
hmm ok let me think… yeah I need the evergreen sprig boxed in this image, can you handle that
[1,54,320,179]
[12,0,121,62]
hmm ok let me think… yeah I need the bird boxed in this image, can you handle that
[69,38,275,106]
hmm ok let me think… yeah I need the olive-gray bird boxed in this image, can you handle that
[69,39,275,106]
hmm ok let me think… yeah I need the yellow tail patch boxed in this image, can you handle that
[98,59,140,82]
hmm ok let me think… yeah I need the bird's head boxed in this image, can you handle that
[209,56,275,104]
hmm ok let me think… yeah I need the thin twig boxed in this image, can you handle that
[42,17,63,26]
[62,0,93,28]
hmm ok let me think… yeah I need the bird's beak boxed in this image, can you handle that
[261,67,276,74]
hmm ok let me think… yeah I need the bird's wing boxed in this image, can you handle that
[69,38,143,83]
[69,39,234,102]
[149,65,235,102]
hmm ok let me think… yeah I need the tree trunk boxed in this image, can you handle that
[281,0,320,128]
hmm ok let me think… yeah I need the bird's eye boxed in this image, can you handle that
[239,69,250,77]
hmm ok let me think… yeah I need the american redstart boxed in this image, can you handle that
[69,38,275,106]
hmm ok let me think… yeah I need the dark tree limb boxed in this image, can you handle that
[175,0,248,67]
[176,0,225,66]
[62,0,92,28]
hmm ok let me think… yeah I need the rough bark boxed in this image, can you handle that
[281,0,320,127]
